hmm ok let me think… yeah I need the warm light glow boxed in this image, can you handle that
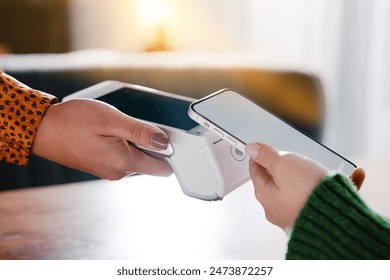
[137,0,167,28]
[135,0,172,51]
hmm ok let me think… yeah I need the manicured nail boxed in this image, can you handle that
[245,143,259,159]
[152,133,170,150]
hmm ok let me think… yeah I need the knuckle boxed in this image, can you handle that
[264,212,276,224]
[254,188,262,203]
[100,116,111,131]
[131,122,148,144]
[255,190,268,210]
[105,158,135,181]
[254,193,275,224]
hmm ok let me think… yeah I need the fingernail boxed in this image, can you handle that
[152,133,170,150]
[245,143,259,159]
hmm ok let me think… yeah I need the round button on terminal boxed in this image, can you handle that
[230,146,247,161]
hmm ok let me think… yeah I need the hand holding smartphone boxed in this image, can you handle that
[188,89,356,174]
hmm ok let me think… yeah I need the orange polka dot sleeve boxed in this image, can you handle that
[0,69,57,166]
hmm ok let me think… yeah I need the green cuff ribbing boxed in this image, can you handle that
[286,174,390,259]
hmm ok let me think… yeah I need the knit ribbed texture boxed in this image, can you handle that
[286,174,390,259]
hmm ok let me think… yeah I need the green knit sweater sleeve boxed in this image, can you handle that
[286,174,390,259]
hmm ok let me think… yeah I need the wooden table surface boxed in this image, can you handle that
[0,156,389,260]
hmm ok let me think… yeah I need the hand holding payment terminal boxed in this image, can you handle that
[64,81,250,201]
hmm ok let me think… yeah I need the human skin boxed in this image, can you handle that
[245,142,365,229]
[32,99,173,180]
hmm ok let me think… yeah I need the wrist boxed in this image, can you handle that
[31,103,58,157]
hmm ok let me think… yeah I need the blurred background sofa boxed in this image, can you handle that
[0,50,324,190]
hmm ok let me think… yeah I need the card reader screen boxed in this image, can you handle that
[97,87,198,131]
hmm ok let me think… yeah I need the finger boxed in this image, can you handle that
[108,110,170,151]
[249,159,273,202]
[245,142,281,173]
[129,147,173,177]
[249,159,272,185]
[350,167,366,191]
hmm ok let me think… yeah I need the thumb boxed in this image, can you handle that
[108,110,170,151]
[245,142,280,172]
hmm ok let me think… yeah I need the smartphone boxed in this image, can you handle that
[188,89,356,174]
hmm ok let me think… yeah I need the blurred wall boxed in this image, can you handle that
[0,0,71,53]
[68,0,245,52]
[68,0,390,157]
[1,0,389,156]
